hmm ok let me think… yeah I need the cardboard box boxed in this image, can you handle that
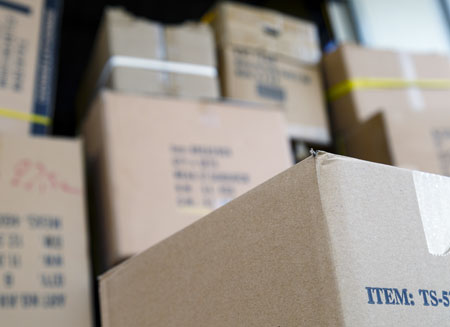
[342,108,450,175]
[83,91,292,270]
[323,43,450,132]
[209,2,330,144]
[209,2,320,63]
[100,151,450,326]
[0,0,62,135]
[0,135,92,325]
[77,7,219,121]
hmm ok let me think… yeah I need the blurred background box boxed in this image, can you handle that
[0,135,92,325]
[208,2,330,144]
[210,2,320,62]
[83,91,292,272]
[77,7,219,123]
[0,0,62,135]
[342,108,450,176]
[323,43,450,133]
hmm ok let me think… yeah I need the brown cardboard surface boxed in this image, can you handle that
[0,135,92,326]
[165,23,219,98]
[220,46,330,143]
[211,2,329,144]
[323,44,450,132]
[343,108,450,176]
[0,0,59,135]
[100,152,450,326]
[83,91,292,270]
[342,112,392,166]
[77,7,219,122]
[211,1,320,64]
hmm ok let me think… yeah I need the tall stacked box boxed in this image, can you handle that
[323,44,450,174]
[0,0,62,134]
[77,7,219,121]
[208,2,330,144]
[323,44,450,132]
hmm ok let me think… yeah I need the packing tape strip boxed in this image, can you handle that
[327,78,450,101]
[0,107,51,126]
[413,171,450,256]
[201,10,216,24]
[176,206,212,216]
[398,52,425,111]
[95,55,218,92]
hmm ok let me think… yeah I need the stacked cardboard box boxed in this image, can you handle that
[0,1,94,326]
[208,2,330,144]
[0,0,61,135]
[0,135,92,325]
[323,44,450,175]
[83,91,292,271]
[77,7,219,121]
[343,108,450,174]
[99,152,450,326]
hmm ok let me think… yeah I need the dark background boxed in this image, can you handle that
[53,0,331,136]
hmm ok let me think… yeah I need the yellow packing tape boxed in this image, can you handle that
[0,107,51,126]
[327,78,450,101]
[201,10,216,24]
[176,206,212,216]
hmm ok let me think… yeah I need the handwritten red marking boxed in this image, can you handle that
[10,159,81,195]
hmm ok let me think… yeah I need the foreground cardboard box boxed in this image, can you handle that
[100,151,450,326]
[0,136,92,326]
[77,7,219,121]
[323,44,450,132]
[83,91,292,271]
[342,108,450,175]
[0,0,61,135]
[209,2,330,144]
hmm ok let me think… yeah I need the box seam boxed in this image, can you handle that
[313,152,346,325]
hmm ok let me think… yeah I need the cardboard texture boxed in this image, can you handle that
[77,7,219,122]
[343,108,450,176]
[0,0,61,135]
[210,2,330,144]
[0,135,92,326]
[100,151,450,326]
[83,91,292,270]
[210,1,320,64]
[323,43,450,132]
